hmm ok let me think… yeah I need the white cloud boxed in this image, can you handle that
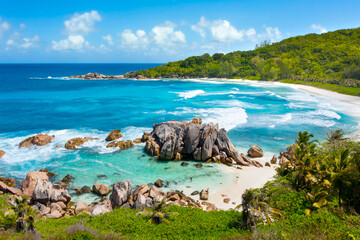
[263,26,282,41]
[311,24,327,34]
[20,23,26,29]
[21,35,40,49]
[5,35,39,50]
[121,29,149,49]
[64,10,101,35]
[52,35,86,50]
[191,16,255,42]
[191,16,207,38]
[52,11,102,51]
[0,18,10,39]
[102,34,114,45]
[209,19,244,42]
[151,21,186,47]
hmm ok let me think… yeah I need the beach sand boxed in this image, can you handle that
[187,152,278,211]
[192,79,360,210]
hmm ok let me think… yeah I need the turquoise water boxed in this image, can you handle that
[0,64,357,203]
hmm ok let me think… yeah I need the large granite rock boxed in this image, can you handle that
[109,180,132,208]
[92,184,111,196]
[247,145,264,158]
[21,171,49,196]
[105,130,123,141]
[143,118,262,167]
[32,179,70,205]
[19,134,54,148]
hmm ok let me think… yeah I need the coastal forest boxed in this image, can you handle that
[126,27,360,92]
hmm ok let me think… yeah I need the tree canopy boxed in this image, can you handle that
[126,27,360,88]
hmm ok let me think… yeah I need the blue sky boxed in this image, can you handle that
[0,0,359,63]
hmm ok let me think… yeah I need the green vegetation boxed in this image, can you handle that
[126,27,360,95]
[280,79,360,96]
[1,130,360,239]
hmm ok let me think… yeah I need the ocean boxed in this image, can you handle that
[0,63,357,203]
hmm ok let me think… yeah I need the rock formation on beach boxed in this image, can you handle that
[143,118,263,167]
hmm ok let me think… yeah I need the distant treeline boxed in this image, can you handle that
[126,27,360,87]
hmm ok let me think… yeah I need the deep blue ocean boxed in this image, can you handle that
[0,64,358,203]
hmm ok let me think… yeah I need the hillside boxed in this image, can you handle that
[126,27,360,88]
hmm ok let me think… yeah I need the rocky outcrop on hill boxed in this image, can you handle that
[68,72,125,79]
[19,134,54,148]
[143,118,262,167]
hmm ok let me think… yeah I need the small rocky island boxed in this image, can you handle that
[67,72,149,80]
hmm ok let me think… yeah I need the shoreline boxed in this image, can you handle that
[2,76,360,212]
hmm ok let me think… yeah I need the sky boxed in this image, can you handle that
[0,0,359,63]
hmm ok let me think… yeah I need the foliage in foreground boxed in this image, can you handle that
[126,27,360,94]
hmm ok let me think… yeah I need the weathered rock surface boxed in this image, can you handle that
[200,189,209,200]
[154,179,163,188]
[265,162,271,167]
[247,145,264,158]
[32,179,70,205]
[65,137,94,150]
[81,185,91,193]
[21,171,49,196]
[106,140,134,150]
[133,184,150,200]
[110,180,132,208]
[0,150,5,159]
[0,177,16,187]
[62,174,74,183]
[132,194,153,210]
[93,184,111,196]
[75,202,88,213]
[143,118,262,167]
[0,181,22,195]
[19,134,54,148]
[270,155,278,164]
[92,204,112,216]
[280,156,290,166]
[149,185,166,202]
[105,130,123,141]
[223,198,230,204]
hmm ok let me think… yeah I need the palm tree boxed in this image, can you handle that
[12,195,38,232]
[329,149,350,208]
[238,189,283,230]
[326,129,346,144]
[137,199,179,224]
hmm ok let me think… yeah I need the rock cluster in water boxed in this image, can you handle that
[68,72,125,79]
[143,117,263,167]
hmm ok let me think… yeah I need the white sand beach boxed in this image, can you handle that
[193,79,360,210]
